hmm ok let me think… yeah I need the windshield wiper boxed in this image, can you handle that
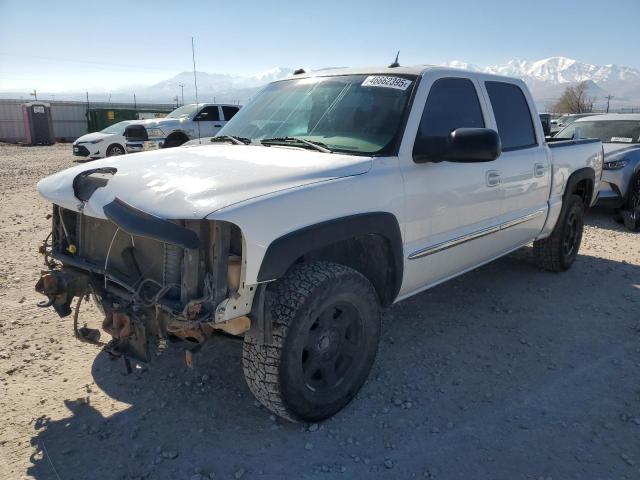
[260,137,332,153]
[210,135,251,145]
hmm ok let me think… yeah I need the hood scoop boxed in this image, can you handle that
[72,167,117,202]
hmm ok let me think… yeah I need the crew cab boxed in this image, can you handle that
[124,103,241,152]
[35,65,603,423]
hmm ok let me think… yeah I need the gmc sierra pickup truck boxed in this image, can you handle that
[124,103,241,152]
[35,65,603,422]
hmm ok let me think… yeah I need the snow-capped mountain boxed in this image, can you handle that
[122,67,295,104]
[444,56,640,84]
[443,57,640,109]
[2,58,637,109]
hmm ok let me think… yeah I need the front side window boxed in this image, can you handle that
[485,81,537,151]
[195,106,220,121]
[555,120,640,144]
[219,74,416,154]
[413,77,485,159]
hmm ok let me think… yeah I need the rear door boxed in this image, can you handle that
[481,80,550,248]
[193,105,224,137]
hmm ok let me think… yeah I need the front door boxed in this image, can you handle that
[193,105,224,137]
[398,75,506,298]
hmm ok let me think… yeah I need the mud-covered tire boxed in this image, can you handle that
[106,143,125,157]
[242,261,381,423]
[533,194,584,272]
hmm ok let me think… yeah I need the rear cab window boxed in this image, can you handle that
[485,81,537,151]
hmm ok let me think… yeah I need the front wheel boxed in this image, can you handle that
[242,261,381,422]
[533,194,585,272]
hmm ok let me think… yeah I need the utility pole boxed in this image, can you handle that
[86,91,90,109]
[605,94,614,113]
[173,96,179,108]
[133,93,137,109]
[30,89,37,101]
[178,84,185,106]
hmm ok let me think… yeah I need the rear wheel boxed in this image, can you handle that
[242,261,381,422]
[533,194,585,272]
[106,143,125,157]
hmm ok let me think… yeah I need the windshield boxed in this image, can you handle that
[167,104,199,119]
[218,74,416,154]
[100,121,131,135]
[555,120,640,143]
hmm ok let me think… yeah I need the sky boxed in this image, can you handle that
[1,0,639,93]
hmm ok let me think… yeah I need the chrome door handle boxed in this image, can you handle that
[214,124,222,128]
[534,163,547,177]
[486,170,501,187]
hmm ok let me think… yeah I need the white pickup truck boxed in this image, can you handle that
[35,65,603,423]
[124,103,241,152]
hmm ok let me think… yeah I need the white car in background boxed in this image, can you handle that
[72,121,133,160]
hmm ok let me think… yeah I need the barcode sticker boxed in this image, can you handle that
[361,76,412,90]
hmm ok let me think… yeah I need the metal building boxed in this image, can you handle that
[0,99,175,143]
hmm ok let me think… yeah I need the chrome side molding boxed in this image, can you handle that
[408,209,546,260]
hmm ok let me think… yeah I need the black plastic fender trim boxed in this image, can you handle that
[103,197,200,249]
[565,167,596,206]
[257,212,404,301]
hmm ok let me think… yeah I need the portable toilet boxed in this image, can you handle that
[22,102,54,145]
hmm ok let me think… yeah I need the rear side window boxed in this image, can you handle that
[222,106,240,121]
[413,77,484,161]
[485,82,536,151]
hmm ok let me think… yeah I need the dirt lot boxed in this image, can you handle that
[0,143,638,480]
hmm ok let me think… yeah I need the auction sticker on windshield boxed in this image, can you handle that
[610,137,633,143]
[362,76,412,90]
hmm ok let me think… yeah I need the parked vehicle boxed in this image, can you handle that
[555,113,603,130]
[539,113,552,136]
[72,121,133,159]
[555,113,640,229]
[124,103,241,152]
[35,65,603,422]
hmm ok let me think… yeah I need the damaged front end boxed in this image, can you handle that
[36,171,255,365]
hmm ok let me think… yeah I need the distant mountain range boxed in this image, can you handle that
[1,58,638,110]
[443,57,640,110]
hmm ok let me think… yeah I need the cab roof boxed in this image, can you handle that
[280,64,522,84]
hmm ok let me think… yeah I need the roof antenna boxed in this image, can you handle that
[388,51,400,68]
[191,36,201,144]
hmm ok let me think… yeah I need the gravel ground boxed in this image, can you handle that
[0,143,638,480]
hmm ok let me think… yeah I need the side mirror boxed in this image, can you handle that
[414,128,501,163]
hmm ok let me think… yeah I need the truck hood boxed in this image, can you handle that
[37,144,372,219]
[136,117,183,130]
[603,143,640,157]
